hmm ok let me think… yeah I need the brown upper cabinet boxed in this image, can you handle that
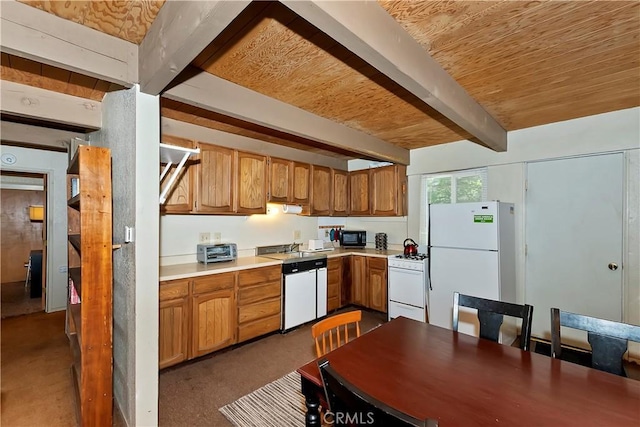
[236,151,267,215]
[292,162,311,205]
[161,138,267,215]
[310,165,332,216]
[332,169,348,216]
[371,165,407,216]
[160,135,194,214]
[195,142,235,213]
[161,136,406,217]
[349,169,371,216]
[268,157,293,203]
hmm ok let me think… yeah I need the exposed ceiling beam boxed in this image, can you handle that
[0,0,137,87]
[164,71,409,165]
[139,0,252,95]
[162,117,348,170]
[281,0,507,152]
[0,121,83,150]
[1,81,101,129]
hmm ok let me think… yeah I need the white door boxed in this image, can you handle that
[525,153,623,344]
[284,270,316,330]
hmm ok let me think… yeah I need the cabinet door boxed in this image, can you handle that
[311,165,332,215]
[371,165,407,216]
[237,151,267,214]
[327,258,343,312]
[350,256,367,306]
[368,258,388,313]
[269,157,293,203]
[349,169,370,216]
[195,143,235,213]
[159,297,189,369]
[161,135,194,213]
[292,162,310,205]
[332,169,348,216]
[191,289,235,357]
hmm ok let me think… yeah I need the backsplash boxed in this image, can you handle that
[160,213,408,266]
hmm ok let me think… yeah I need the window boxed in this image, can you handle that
[418,168,487,245]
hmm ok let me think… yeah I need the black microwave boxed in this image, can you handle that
[340,230,366,248]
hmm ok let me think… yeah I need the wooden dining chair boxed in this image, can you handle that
[312,310,362,358]
[318,358,438,427]
[550,308,640,377]
[453,292,534,351]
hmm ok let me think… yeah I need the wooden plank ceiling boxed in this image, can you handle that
[7,0,640,156]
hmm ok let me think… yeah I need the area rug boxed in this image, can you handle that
[219,371,307,427]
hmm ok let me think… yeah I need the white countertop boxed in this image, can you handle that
[159,248,403,281]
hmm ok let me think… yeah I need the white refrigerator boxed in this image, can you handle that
[428,201,517,343]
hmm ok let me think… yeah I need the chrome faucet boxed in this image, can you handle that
[287,242,300,253]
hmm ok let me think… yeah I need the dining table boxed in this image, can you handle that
[297,316,640,426]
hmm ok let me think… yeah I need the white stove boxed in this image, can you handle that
[387,253,429,322]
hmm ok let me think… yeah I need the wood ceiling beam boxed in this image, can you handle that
[280,0,508,152]
[164,71,410,165]
[1,81,101,130]
[139,0,252,95]
[0,0,137,87]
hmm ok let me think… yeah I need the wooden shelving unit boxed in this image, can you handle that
[66,145,113,426]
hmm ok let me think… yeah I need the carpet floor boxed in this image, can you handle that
[159,308,386,426]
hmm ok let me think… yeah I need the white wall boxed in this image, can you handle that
[160,212,320,265]
[407,107,640,352]
[0,144,68,312]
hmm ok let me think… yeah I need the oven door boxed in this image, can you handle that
[388,267,426,308]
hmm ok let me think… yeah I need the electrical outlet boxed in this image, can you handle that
[199,232,210,244]
[213,232,221,244]
[293,230,301,240]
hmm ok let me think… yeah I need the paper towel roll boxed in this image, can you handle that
[282,204,302,214]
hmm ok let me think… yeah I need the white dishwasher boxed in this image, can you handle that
[282,257,327,331]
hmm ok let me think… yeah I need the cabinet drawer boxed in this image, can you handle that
[238,314,281,342]
[238,266,281,288]
[328,282,339,298]
[192,272,235,294]
[368,257,387,270]
[238,298,281,324]
[238,281,281,306]
[327,257,342,270]
[159,279,189,301]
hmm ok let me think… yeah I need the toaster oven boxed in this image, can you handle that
[197,243,237,264]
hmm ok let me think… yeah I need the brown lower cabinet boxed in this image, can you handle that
[159,279,190,369]
[344,255,388,313]
[159,265,282,369]
[327,258,343,312]
[159,257,387,369]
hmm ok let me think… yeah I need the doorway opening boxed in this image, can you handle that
[1,171,47,318]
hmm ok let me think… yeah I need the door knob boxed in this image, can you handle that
[608,262,618,271]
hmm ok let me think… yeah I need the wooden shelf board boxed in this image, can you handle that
[68,194,80,209]
[69,234,81,254]
[69,267,82,299]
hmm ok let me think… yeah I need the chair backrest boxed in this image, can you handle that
[452,292,534,351]
[550,308,640,377]
[312,310,362,358]
[318,359,438,427]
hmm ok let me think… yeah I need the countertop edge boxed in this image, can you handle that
[159,249,402,281]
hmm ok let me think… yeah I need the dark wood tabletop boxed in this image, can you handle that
[298,317,640,426]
